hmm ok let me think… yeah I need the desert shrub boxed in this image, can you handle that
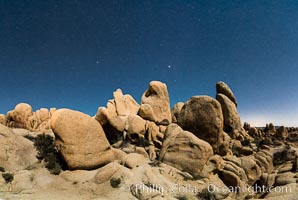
[33,134,62,175]
[110,177,121,188]
[0,167,5,172]
[135,137,150,147]
[176,195,188,200]
[241,139,250,146]
[197,188,216,200]
[23,134,36,142]
[2,173,13,183]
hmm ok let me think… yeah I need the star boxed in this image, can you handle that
[168,65,171,68]
[96,60,100,64]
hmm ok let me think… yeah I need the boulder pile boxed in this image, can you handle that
[1,80,298,200]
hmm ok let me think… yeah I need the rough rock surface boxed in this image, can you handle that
[159,124,214,177]
[141,81,172,124]
[216,81,237,106]
[50,109,124,169]
[6,103,33,129]
[216,93,246,139]
[0,114,7,125]
[276,126,288,140]
[113,89,140,116]
[178,95,224,151]
[0,124,37,172]
[171,102,184,123]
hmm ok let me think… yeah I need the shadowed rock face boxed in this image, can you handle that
[216,93,244,139]
[216,81,237,107]
[159,124,214,177]
[0,124,38,172]
[51,109,123,170]
[178,95,224,152]
[141,81,172,124]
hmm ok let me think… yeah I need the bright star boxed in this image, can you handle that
[168,65,171,68]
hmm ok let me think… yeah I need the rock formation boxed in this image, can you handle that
[216,81,247,140]
[5,103,54,132]
[141,81,172,124]
[51,109,125,169]
[1,80,298,200]
[178,95,224,152]
[159,124,214,177]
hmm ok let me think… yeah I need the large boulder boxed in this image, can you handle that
[177,96,224,151]
[95,100,117,126]
[171,102,184,123]
[216,81,237,106]
[159,124,213,177]
[113,89,140,116]
[216,94,246,139]
[0,124,38,172]
[141,81,171,124]
[50,109,123,170]
[6,103,33,129]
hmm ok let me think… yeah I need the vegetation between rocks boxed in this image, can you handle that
[33,134,62,175]
[2,173,14,183]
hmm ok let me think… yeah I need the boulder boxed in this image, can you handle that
[0,114,7,125]
[126,115,147,142]
[171,102,184,123]
[0,124,38,172]
[240,156,262,185]
[248,127,260,138]
[276,126,288,140]
[177,95,224,151]
[138,104,156,122]
[216,81,237,106]
[94,162,132,184]
[275,172,297,186]
[122,153,149,168]
[6,103,33,129]
[159,124,213,177]
[50,109,123,169]
[113,89,140,116]
[216,93,246,139]
[141,81,171,124]
[95,100,117,125]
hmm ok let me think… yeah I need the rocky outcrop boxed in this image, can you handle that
[0,114,7,125]
[0,124,38,172]
[5,103,54,132]
[216,82,247,140]
[6,103,33,129]
[171,102,184,123]
[216,81,237,106]
[113,89,140,116]
[276,126,288,140]
[159,124,213,177]
[178,95,224,152]
[141,81,171,124]
[51,109,124,170]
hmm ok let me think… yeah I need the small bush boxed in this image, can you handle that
[2,173,13,183]
[0,167,5,172]
[135,137,150,147]
[176,195,188,200]
[23,134,36,142]
[110,177,121,188]
[33,134,62,175]
[197,188,217,200]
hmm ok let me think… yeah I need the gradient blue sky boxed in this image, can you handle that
[1,0,298,126]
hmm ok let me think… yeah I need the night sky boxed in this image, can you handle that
[1,0,298,126]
